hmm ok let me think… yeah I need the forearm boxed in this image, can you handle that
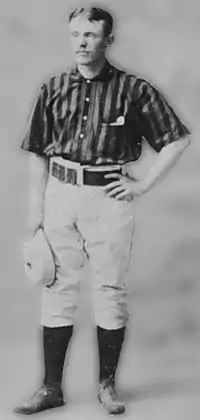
[140,137,191,193]
[28,153,49,230]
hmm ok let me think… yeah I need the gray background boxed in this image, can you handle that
[0,0,199,418]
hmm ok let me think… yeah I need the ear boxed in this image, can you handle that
[105,33,114,48]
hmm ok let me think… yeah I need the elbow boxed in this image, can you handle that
[159,136,191,163]
[179,135,191,154]
[174,136,191,157]
[176,135,191,149]
[166,136,191,154]
[185,135,191,147]
[181,135,191,148]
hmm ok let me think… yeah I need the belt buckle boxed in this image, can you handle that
[51,161,66,182]
[51,161,77,184]
[66,168,77,185]
[51,158,85,185]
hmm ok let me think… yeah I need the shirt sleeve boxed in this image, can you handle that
[134,79,190,152]
[21,83,51,156]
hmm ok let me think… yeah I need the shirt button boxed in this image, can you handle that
[85,97,90,102]
[86,79,91,84]
[80,133,84,139]
[83,115,88,121]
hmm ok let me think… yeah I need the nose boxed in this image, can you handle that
[79,35,87,48]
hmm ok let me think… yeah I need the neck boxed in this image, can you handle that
[77,56,106,80]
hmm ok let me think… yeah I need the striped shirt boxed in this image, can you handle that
[21,60,190,165]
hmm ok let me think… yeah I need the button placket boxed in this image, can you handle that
[80,80,92,139]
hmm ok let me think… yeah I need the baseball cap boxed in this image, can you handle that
[23,229,55,286]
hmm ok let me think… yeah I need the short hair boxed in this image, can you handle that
[69,7,113,37]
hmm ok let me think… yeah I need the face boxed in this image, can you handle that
[69,15,112,65]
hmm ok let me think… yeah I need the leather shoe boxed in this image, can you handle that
[14,384,65,415]
[98,379,125,415]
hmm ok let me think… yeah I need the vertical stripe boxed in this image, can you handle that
[48,77,55,102]
[60,74,71,119]
[152,89,168,136]
[96,78,115,158]
[70,82,84,159]
[116,73,127,111]
[139,82,158,143]
[92,82,103,133]
[121,75,132,115]
[53,78,65,139]
[106,71,122,157]
[56,73,65,119]
[92,81,109,159]
[147,91,165,141]
[42,84,49,146]
[59,77,79,155]
[81,82,96,161]
[48,76,63,141]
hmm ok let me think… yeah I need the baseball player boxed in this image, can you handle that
[14,6,190,416]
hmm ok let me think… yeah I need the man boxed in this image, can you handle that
[14,6,190,416]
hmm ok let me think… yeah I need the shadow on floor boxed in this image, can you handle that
[121,376,200,402]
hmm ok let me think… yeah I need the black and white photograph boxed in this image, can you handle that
[0,1,199,419]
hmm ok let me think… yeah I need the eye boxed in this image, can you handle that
[86,32,96,38]
[71,31,79,38]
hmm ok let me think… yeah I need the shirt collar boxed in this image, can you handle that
[70,60,114,83]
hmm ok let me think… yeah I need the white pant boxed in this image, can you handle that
[42,174,135,329]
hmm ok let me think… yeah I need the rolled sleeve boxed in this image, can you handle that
[21,84,50,156]
[135,79,190,152]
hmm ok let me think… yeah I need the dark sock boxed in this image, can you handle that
[97,326,125,383]
[43,325,73,387]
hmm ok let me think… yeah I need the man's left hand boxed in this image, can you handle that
[103,173,146,201]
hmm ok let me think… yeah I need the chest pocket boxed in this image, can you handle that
[101,98,127,131]
[100,110,127,159]
[101,102,143,159]
[102,113,126,137]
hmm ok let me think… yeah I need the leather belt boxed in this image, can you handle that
[50,157,123,186]
[83,168,122,186]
